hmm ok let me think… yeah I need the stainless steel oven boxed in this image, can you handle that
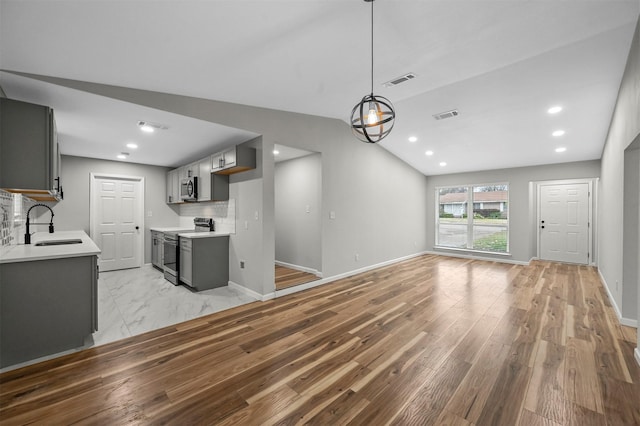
[163,232,180,284]
[162,218,215,285]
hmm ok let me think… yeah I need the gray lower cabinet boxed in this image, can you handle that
[179,236,229,291]
[151,231,164,270]
[0,255,98,368]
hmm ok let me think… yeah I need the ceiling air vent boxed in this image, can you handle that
[383,72,417,88]
[137,121,169,130]
[432,109,459,121]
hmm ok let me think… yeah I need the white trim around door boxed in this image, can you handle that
[90,173,145,272]
[535,178,596,265]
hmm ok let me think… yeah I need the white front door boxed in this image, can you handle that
[539,182,590,264]
[90,174,144,272]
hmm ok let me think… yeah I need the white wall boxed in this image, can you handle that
[425,160,601,263]
[275,153,322,273]
[597,17,640,337]
[49,155,179,264]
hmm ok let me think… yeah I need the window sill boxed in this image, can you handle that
[433,246,512,257]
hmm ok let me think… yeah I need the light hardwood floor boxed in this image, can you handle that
[1,255,638,425]
[275,264,319,290]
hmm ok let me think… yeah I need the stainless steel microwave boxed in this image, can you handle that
[180,177,198,201]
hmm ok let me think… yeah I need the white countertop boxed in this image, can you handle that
[0,231,101,264]
[178,232,231,239]
[150,227,194,233]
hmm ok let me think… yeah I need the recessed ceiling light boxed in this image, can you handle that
[117,152,130,160]
[273,149,280,155]
[425,150,434,156]
[126,143,138,149]
[439,161,447,167]
[552,130,565,137]
[548,106,563,114]
[555,147,567,153]
[408,136,418,143]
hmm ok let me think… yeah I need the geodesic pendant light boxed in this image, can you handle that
[350,0,395,143]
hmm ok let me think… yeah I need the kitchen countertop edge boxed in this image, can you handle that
[0,231,101,264]
[150,227,194,233]
[178,232,231,239]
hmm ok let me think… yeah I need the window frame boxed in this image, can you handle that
[435,182,510,254]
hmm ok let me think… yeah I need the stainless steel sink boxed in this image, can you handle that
[34,239,83,246]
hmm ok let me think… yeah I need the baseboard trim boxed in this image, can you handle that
[635,348,640,367]
[275,260,322,277]
[424,250,530,266]
[275,251,429,298]
[597,269,638,328]
[228,281,275,302]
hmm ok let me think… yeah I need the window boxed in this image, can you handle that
[436,184,509,253]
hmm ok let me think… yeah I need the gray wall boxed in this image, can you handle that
[598,16,640,336]
[275,153,322,273]
[49,155,179,264]
[623,142,639,322]
[25,75,429,296]
[425,160,600,263]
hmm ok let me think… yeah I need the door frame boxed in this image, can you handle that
[89,172,145,269]
[535,178,597,265]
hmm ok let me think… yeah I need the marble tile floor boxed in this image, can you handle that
[90,264,258,347]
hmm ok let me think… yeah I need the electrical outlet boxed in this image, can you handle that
[254,211,259,220]
[616,280,619,291]
[355,253,359,262]
[330,211,336,220]
[306,205,310,213]
[147,211,153,217]
[240,261,245,269]
[244,220,249,230]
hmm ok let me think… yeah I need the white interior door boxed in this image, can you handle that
[539,182,590,264]
[90,174,144,272]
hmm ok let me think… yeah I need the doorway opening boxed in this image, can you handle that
[274,144,322,290]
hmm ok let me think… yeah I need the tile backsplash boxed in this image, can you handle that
[0,189,36,246]
[179,199,236,234]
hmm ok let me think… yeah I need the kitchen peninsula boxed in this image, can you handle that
[0,231,100,368]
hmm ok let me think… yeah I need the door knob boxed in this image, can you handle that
[135,226,140,230]
[541,226,545,229]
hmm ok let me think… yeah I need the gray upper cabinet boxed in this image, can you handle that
[197,158,212,202]
[199,157,229,202]
[0,98,62,201]
[166,169,180,204]
[211,145,256,175]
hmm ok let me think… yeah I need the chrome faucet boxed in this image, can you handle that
[24,203,54,244]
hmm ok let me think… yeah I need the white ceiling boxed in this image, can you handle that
[1,0,638,175]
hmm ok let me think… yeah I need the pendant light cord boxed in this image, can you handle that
[370,0,374,96]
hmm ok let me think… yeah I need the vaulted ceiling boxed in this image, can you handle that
[1,1,638,174]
